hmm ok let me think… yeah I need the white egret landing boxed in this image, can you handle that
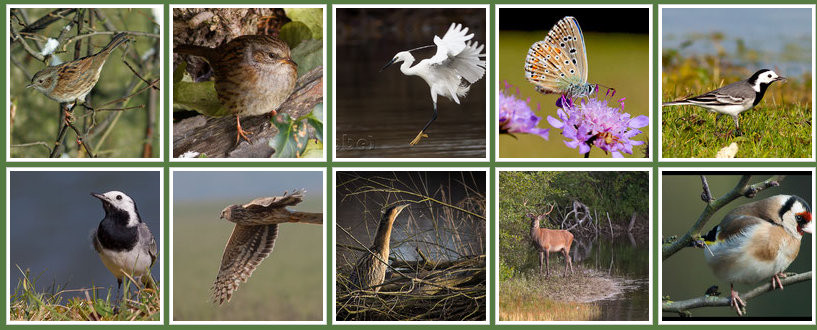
[381,23,486,146]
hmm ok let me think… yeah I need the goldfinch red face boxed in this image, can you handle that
[795,210,813,235]
[778,195,812,236]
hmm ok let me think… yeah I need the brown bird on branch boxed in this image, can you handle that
[349,204,409,292]
[175,35,298,143]
[211,190,322,305]
[28,32,132,108]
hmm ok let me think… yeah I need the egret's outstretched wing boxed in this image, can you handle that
[432,23,472,60]
[425,23,486,85]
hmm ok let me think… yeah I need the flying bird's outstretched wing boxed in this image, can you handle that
[243,190,305,210]
[211,224,278,305]
[212,189,322,304]
[427,23,486,90]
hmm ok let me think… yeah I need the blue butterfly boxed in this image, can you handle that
[524,16,596,98]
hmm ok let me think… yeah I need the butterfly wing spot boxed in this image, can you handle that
[524,16,591,97]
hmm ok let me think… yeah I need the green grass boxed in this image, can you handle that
[662,58,812,159]
[10,267,159,321]
[661,102,812,158]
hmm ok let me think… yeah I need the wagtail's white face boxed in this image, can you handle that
[751,69,786,92]
[91,190,140,227]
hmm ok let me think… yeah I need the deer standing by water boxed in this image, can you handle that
[527,203,574,277]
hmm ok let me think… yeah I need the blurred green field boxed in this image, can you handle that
[173,200,323,321]
[661,66,812,158]
[9,8,160,158]
[499,31,650,158]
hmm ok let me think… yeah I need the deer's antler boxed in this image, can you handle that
[543,202,556,215]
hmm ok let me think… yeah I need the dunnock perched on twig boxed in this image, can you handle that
[175,35,298,143]
[27,32,132,107]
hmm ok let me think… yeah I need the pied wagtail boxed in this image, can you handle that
[91,191,157,291]
[663,69,786,134]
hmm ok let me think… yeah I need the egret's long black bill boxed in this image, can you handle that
[380,58,397,72]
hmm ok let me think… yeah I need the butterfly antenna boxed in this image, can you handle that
[593,83,616,97]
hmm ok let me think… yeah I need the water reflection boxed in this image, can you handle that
[335,44,487,158]
[569,234,650,321]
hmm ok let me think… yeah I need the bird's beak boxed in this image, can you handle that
[25,84,33,89]
[395,204,410,214]
[776,76,787,83]
[802,214,814,234]
[803,221,814,234]
[380,58,397,72]
[279,58,297,67]
[90,192,109,203]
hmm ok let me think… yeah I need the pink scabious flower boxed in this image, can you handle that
[547,95,649,158]
[498,81,549,141]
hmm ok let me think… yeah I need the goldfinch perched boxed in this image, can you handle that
[700,194,813,316]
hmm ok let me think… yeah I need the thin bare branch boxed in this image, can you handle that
[662,175,782,260]
[662,272,811,315]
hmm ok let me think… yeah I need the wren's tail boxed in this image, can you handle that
[174,44,217,61]
[98,32,131,57]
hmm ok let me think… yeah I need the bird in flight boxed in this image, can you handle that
[211,190,323,305]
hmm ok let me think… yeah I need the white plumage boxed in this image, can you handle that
[382,23,486,145]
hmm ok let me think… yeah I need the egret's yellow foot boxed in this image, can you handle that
[409,131,429,145]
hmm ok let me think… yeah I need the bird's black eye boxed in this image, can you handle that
[768,74,772,78]
[38,79,43,83]
[268,53,277,59]
[116,195,123,200]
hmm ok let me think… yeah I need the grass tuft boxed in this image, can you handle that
[662,61,812,159]
[10,266,160,321]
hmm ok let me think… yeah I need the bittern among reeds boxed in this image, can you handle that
[349,204,409,292]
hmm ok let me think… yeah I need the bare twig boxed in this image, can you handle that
[10,16,45,62]
[662,272,811,315]
[662,175,782,260]
[10,142,52,154]
[19,8,76,33]
[700,175,713,202]
[49,107,72,158]
[65,118,97,158]
[59,31,161,52]
[123,60,160,90]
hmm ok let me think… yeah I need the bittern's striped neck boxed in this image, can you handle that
[371,205,409,257]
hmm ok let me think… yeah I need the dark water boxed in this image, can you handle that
[335,44,487,158]
[570,233,650,321]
